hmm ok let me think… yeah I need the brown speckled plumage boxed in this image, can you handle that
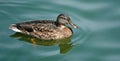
[9,14,78,40]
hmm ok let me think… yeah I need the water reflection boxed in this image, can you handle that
[10,32,73,54]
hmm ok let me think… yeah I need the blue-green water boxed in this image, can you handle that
[0,0,120,61]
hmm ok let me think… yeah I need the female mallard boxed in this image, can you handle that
[9,14,78,40]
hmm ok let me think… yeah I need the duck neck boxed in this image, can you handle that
[56,18,61,26]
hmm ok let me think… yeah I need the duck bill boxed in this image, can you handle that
[69,22,78,28]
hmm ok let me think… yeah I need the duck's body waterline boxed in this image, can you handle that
[9,14,78,40]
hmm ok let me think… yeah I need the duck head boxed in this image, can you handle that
[57,14,78,28]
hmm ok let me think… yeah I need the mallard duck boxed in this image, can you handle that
[9,14,78,40]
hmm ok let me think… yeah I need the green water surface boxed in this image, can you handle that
[0,0,120,61]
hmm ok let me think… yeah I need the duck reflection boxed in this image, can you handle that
[10,32,73,54]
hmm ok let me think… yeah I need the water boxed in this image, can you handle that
[0,0,120,61]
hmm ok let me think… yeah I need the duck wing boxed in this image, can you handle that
[15,20,57,33]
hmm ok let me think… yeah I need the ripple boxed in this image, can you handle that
[0,10,19,21]
[53,0,110,11]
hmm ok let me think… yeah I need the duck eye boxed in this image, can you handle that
[63,17,66,20]
[59,17,66,20]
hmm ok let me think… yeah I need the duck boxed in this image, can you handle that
[9,14,78,40]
